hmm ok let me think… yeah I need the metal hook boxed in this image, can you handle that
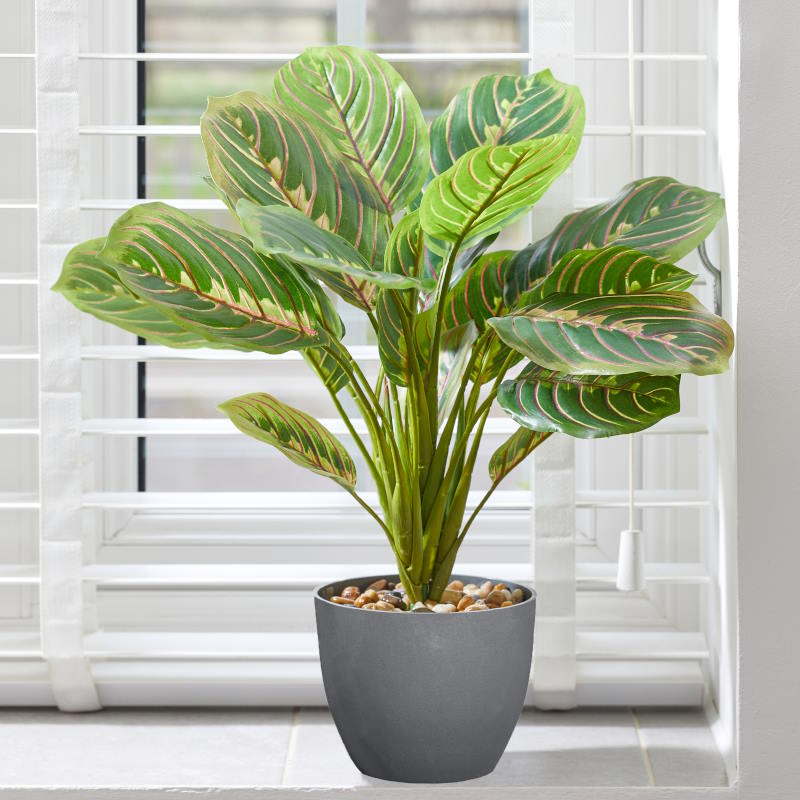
[697,241,722,316]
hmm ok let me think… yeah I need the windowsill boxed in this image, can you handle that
[0,707,730,797]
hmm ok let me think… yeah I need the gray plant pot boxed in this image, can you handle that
[314,574,536,783]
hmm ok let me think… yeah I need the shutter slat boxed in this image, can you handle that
[80,561,707,587]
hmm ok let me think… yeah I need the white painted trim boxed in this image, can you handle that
[737,1,800,797]
[35,0,100,712]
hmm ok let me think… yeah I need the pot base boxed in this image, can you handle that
[315,574,536,783]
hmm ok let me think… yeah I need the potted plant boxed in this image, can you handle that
[54,46,733,783]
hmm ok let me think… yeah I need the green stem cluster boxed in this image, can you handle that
[314,240,517,604]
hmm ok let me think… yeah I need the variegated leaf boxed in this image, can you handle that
[274,46,429,212]
[238,201,430,312]
[443,250,514,332]
[504,176,725,303]
[100,203,327,353]
[430,70,586,175]
[422,231,498,295]
[219,392,356,488]
[438,322,478,425]
[53,238,212,348]
[489,428,551,483]
[488,292,734,376]
[498,365,681,438]
[385,210,424,278]
[200,91,390,268]
[419,138,578,246]
[518,245,696,306]
[376,296,435,387]
[301,280,349,393]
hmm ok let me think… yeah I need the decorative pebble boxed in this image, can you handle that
[343,578,523,613]
[378,593,402,608]
[440,588,463,605]
[485,589,506,607]
[331,595,355,605]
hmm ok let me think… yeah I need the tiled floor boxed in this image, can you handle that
[0,707,728,791]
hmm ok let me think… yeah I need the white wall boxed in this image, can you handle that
[737,1,800,798]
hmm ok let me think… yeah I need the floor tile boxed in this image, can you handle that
[472,709,649,786]
[634,707,728,787]
[284,708,650,787]
[0,709,293,788]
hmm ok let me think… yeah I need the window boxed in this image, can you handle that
[0,0,734,754]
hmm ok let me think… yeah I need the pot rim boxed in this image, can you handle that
[314,572,536,614]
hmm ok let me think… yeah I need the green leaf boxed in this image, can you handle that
[303,347,349,393]
[376,295,435,387]
[301,280,349,393]
[219,392,357,488]
[488,291,734,376]
[489,428,551,483]
[200,91,390,268]
[53,238,213,348]
[385,210,424,278]
[238,201,430,312]
[498,365,681,438]
[504,176,725,304]
[518,245,696,306]
[274,45,429,213]
[430,69,586,175]
[438,322,478,425]
[100,202,328,353]
[443,250,514,332]
[419,137,578,246]
[423,231,498,294]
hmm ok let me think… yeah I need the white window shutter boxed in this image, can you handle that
[36,0,100,711]
[0,0,726,710]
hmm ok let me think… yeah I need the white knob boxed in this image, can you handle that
[616,528,646,591]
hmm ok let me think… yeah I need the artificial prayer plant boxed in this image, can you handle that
[55,47,733,603]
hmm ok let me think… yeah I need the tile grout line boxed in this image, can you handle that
[631,707,657,787]
[281,706,301,786]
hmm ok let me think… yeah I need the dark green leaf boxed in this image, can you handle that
[430,69,585,175]
[201,91,390,268]
[238,201,430,312]
[489,291,734,376]
[100,202,328,353]
[53,238,212,348]
[274,45,429,212]
[220,392,357,488]
[498,365,681,438]
[489,428,551,482]
[504,176,725,304]
[518,245,696,306]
